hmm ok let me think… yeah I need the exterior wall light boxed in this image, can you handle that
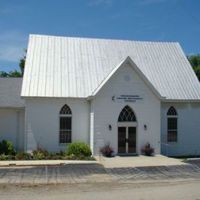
[144,124,147,130]
[108,124,112,131]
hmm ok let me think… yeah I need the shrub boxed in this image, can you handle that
[0,140,15,155]
[0,154,9,160]
[66,142,92,157]
[141,143,154,156]
[15,152,32,160]
[0,154,14,160]
[32,148,49,160]
[100,144,114,157]
[46,152,63,160]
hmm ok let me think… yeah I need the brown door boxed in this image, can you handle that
[118,127,126,154]
[128,127,136,153]
[118,126,136,154]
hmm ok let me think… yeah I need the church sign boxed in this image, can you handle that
[112,95,143,103]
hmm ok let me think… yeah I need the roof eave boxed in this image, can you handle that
[0,107,25,110]
[161,99,200,103]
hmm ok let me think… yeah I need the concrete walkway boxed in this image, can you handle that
[96,155,186,168]
[0,155,185,167]
[0,160,98,167]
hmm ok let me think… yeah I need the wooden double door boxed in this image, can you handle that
[118,126,136,154]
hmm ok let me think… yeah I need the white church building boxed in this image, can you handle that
[0,34,200,156]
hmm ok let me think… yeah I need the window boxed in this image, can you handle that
[59,104,72,144]
[167,106,178,142]
[118,106,136,122]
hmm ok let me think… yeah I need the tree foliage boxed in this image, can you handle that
[19,49,26,76]
[188,54,200,81]
[0,49,26,78]
[0,70,22,77]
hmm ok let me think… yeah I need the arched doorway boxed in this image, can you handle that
[118,106,137,154]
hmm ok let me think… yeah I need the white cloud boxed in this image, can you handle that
[0,31,27,62]
[88,0,113,7]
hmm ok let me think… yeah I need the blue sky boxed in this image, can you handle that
[0,0,200,72]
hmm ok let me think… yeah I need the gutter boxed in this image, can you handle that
[161,99,200,103]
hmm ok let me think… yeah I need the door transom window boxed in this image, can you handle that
[118,106,136,122]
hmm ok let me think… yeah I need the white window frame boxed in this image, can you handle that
[59,105,72,144]
[167,107,178,143]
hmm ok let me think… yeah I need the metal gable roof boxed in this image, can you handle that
[21,34,200,100]
[0,78,24,108]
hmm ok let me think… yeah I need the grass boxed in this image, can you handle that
[170,155,200,162]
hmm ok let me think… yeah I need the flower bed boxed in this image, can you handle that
[0,140,95,161]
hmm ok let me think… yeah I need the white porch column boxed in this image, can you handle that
[89,100,94,154]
